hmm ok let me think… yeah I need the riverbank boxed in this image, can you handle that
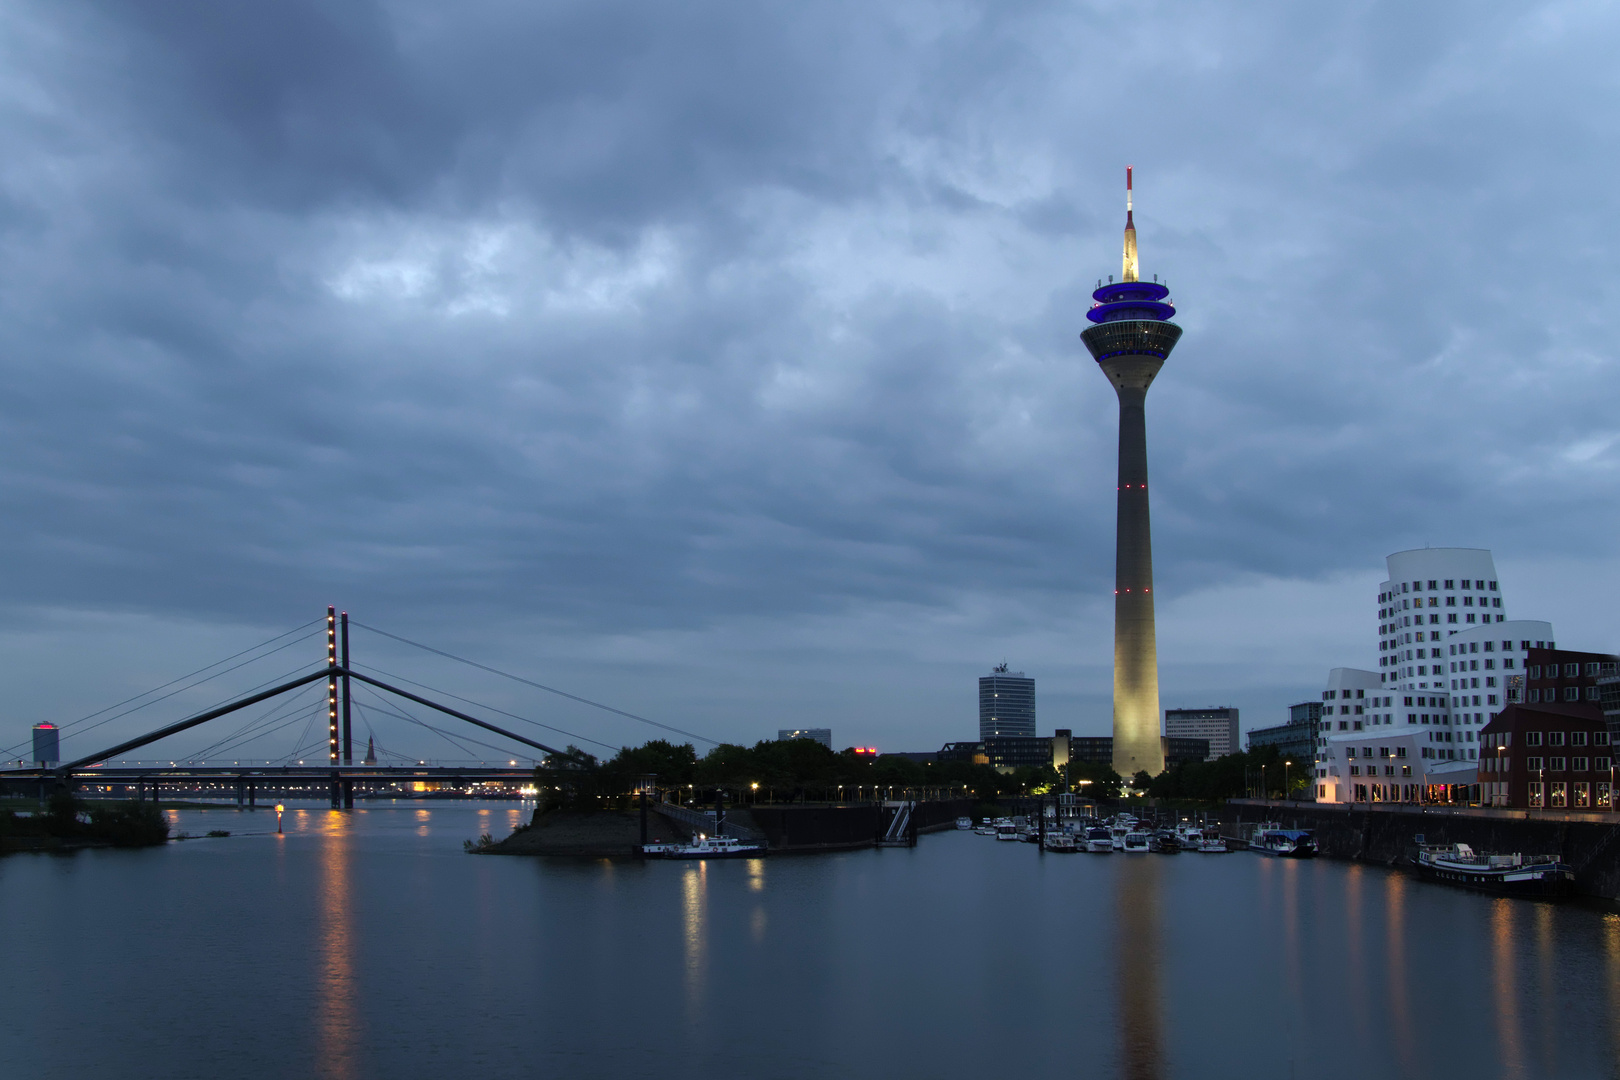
[483,799,976,857]
[1220,799,1620,900]
[1,798,170,853]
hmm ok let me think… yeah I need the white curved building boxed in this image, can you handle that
[1314,547,1559,803]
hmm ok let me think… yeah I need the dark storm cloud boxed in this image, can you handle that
[1,1,1619,749]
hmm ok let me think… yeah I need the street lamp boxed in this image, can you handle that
[1496,743,1504,808]
[1261,764,1267,802]
[751,781,759,805]
[1284,760,1292,802]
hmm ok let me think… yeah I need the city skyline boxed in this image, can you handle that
[1,4,1620,759]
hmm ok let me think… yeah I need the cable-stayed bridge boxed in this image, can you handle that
[1,607,715,807]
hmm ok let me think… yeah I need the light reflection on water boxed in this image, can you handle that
[4,806,1620,1080]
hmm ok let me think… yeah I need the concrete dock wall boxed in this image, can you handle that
[1218,801,1620,900]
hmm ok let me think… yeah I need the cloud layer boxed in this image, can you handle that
[2,1,1619,757]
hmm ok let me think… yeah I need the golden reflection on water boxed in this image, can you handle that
[1116,856,1162,1080]
[1281,859,1301,1004]
[1383,874,1417,1075]
[682,863,707,1021]
[315,811,360,1080]
[1604,915,1620,1069]
[1534,901,1557,1075]
[1344,864,1369,1043]
[1491,899,1524,1080]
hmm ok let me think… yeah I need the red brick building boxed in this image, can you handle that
[1478,702,1613,809]
[1520,647,1618,708]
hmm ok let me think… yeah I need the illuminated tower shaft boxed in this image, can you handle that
[1082,167,1181,779]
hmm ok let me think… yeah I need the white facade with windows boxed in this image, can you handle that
[1313,547,1559,804]
[1377,548,1506,693]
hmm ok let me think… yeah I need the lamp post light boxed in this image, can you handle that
[751,781,759,806]
[1261,764,1267,802]
[1284,760,1292,803]
[1496,744,1504,808]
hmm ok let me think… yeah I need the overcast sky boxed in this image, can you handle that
[3,1,1619,764]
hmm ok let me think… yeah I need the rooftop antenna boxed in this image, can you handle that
[1122,165,1139,283]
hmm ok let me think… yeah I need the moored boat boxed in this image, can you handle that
[1415,842,1574,899]
[1122,830,1151,853]
[1043,831,1078,853]
[1084,827,1114,853]
[1195,829,1229,853]
[649,834,767,859]
[995,823,1021,841]
[1251,829,1316,858]
[956,816,974,830]
[1149,830,1181,854]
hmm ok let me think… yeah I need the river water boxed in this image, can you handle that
[3,802,1619,1080]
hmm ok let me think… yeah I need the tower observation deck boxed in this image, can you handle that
[1081,167,1182,779]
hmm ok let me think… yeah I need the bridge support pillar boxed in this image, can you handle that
[342,778,354,810]
[248,779,255,809]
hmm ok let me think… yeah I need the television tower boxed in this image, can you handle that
[1082,166,1182,779]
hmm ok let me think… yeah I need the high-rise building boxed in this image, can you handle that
[31,722,59,767]
[1316,545,1563,803]
[1378,548,1506,692]
[1164,707,1238,760]
[979,664,1035,739]
[1082,167,1181,779]
[778,728,832,749]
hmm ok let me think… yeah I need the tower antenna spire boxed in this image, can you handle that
[1122,165,1139,283]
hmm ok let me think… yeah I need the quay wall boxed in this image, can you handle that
[1218,800,1620,900]
[490,799,974,857]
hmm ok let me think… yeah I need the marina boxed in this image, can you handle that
[5,802,1618,1080]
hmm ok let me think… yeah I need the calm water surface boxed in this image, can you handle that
[4,802,1620,1080]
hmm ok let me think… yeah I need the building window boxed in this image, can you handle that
[1572,731,1589,747]
[1600,782,1613,809]
[1529,689,1541,703]
[1526,732,1543,747]
[1464,596,1474,607]
[1527,757,1544,771]
[1551,782,1568,807]
[1550,757,1567,771]
[1587,686,1601,701]
[1573,757,1590,772]
[1447,614,1458,623]
[1548,731,1565,747]
[1402,765,1411,777]
[1566,663,1580,678]
[1564,687,1580,702]
[1576,783,1591,808]
[1529,782,1544,807]
[1529,665,1541,679]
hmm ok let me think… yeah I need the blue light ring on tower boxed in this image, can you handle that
[1093,281,1169,304]
[1088,281,1174,324]
[1087,299,1176,324]
[1080,320,1183,363]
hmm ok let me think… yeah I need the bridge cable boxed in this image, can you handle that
[186,685,329,762]
[351,621,719,746]
[0,621,323,758]
[358,664,618,753]
[7,629,324,760]
[352,684,489,762]
[353,684,543,764]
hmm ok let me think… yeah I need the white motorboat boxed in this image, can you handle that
[1122,830,1152,853]
[995,823,1021,841]
[1110,822,1132,851]
[974,824,996,836]
[651,834,767,859]
[955,816,974,830]
[1195,829,1229,853]
[1084,827,1114,853]
[1043,831,1078,852]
